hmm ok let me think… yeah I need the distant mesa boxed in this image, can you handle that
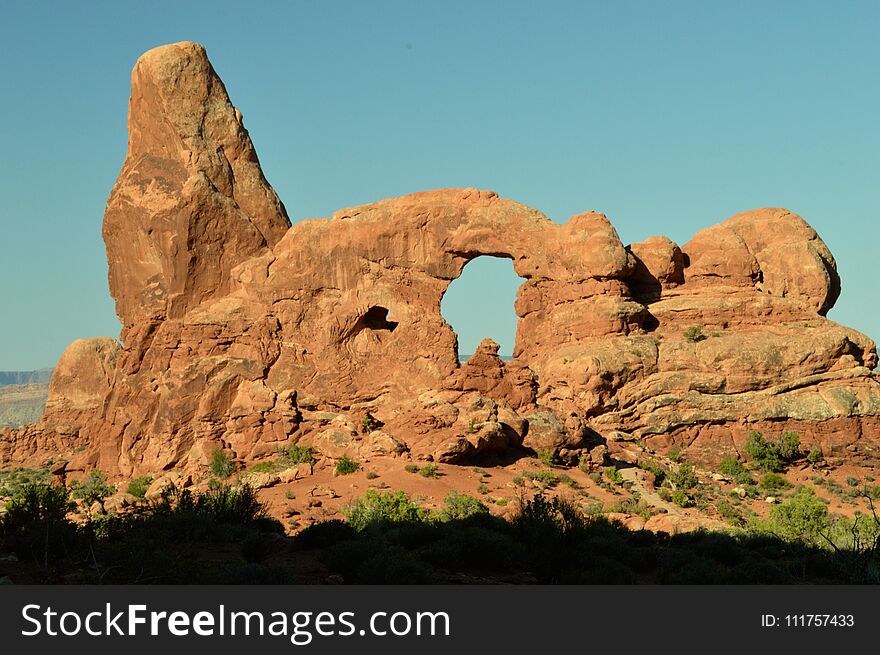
[0,369,52,429]
[1,41,878,477]
[0,368,53,387]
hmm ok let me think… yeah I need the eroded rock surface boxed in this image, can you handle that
[2,41,878,475]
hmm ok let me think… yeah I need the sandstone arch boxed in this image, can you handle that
[3,41,878,475]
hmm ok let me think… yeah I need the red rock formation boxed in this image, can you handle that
[2,42,878,475]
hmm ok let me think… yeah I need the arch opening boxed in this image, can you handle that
[351,306,398,336]
[440,256,524,363]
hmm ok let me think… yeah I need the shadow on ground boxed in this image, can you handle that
[1,483,878,584]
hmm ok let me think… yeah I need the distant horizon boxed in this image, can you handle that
[2,1,878,369]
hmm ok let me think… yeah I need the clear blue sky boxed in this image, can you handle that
[1,1,877,368]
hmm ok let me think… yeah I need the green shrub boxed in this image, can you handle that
[605,497,655,521]
[578,453,590,473]
[70,470,116,509]
[476,483,490,495]
[437,491,489,521]
[846,476,859,487]
[671,489,691,507]
[757,486,829,547]
[512,476,525,487]
[760,472,793,492]
[513,494,589,536]
[719,457,753,485]
[604,466,624,484]
[744,431,785,472]
[1,482,73,530]
[361,414,375,434]
[683,325,706,343]
[558,474,579,489]
[778,431,801,461]
[280,444,316,466]
[418,463,440,478]
[366,471,379,480]
[806,446,822,467]
[210,450,235,479]
[344,489,426,530]
[668,463,698,490]
[185,483,269,525]
[126,475,153,500]
[335,455,359,476]
[0,467,53,497]
[717,499,744,526]
[667,445,682,463]
[536,469,559,487]
[538,449,557,467]
[404,463,420,474]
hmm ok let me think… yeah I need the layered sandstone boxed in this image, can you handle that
[2,42,878,476]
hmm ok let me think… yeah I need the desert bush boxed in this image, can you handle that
[404,463,420,474]
[335,455,359,476]
[366,471,379,480]
[418,463,440,478]
[717,499,745,526]
[744,430,803,472]
[683,325,706,343]
[513,494,591,538]
[719,457,753,485]
[760,472,793,492]
[280,444,316,466]
[1,482,73,531]
[667,446,682,463]
[476,483,490,495]
[558,473,579,489]
[718,457,754,485]
[71,470,116,510]
[344,489,426,530]
[668,463,698,490]
[806,446,823,467]
[756,486,829,547]
[189,484,269,525]
[578,453,590,473]
[604,466,624,484]
[778,431,801,461]
[210,449,235,479]
[538,449,558,467]
[126,475,153,500]
[437,491,489,521]
[605,497,655,521]
[536,469,559,487]
[0,467,53,497]
[671,489,691,507]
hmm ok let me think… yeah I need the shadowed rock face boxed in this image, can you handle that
[2,41,878,474]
